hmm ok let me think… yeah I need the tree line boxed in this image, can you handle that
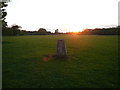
[2,25,53,36]
[2,25,120,36]
[80,27,120,35]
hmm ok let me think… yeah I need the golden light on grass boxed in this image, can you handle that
[70,32,79,37]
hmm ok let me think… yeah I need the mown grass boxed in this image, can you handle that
[2,35,118,88]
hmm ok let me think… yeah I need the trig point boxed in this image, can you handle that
[57,39,67,58]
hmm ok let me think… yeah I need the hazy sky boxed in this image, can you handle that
[6,0,119,32]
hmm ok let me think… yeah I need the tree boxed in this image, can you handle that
[38,28,47,35]
[11,25,22,35]
[2,27,13,36]
[0,2,8,30]
[0,1,11,35]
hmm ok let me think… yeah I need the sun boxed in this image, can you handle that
[72,32,79,34]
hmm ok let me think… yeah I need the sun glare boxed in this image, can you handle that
[73,32,79,34]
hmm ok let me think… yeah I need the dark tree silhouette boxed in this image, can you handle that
[38,28,47,35]
[0,2,8,29]
[11,25,22,35]
[81,27,119,35]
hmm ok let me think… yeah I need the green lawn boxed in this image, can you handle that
[2,35,118,88]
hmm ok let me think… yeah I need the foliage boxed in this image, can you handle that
[2,24,22,36]
[0,2,8,29]
[81,27,119,35]
[11,25,22,35]
[3,26,120,36]
[38,28,47,35]
[2,26,53,36]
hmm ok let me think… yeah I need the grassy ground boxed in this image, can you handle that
[2,35,118,88]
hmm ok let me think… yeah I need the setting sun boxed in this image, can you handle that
[72,32,79,34]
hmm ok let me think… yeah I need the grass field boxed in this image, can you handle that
[2,35,118,88]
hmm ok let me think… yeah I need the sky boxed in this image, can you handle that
[5,0,119,32]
